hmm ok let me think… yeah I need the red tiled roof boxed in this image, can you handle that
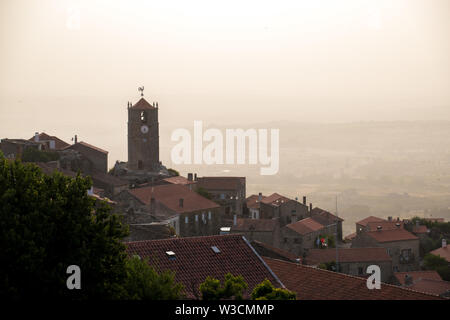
[412,225,428,234]
[260,193,291,206]
[286,217,324,235]
[306,248,391,265]
[250,240,299,263]
[163,176,197,185]
[395,271,442,285]
[131,97,156,110]
[344,232,357,241]
[246,194,267,209]
[406,279,450,297]
[129,184,220,214]
[264,257,442,300]
[233,218,278,232]
[365,228,418,243]
[196,177,245,191]
[366,221,404,231]
[430,246,450,262]
[64,141,108,154]
[28,132,70,150]
[356,216,386,227]
[125,235,282,299]
[310,207,344,225]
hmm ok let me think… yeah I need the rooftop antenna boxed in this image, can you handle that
[138,86,144,97]
[335,194,339,272]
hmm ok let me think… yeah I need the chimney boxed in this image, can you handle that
[309,203,312,212]
[443,239,447,248]
[395,223,401,228]
[34,132,39,142]
[179,198,184,208]
[303,196,306,206]
[388,216,392,222]
[258,192,262,202]
[233,214,237,226]
[187,173,193,181]
[377,226,382,231]
[194,173,197,181]
[74,135,78,144]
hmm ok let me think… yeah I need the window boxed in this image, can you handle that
[195,215,198,222]
[220,193,225,200]
[138,160,143,170]
[185,216,189,224]
[208,211,212,220]
[140,111,147,123]
[358,267,364,275]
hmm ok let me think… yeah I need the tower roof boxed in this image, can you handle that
[130,98,156,110]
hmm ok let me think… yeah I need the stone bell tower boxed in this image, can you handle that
[127,87,160,171]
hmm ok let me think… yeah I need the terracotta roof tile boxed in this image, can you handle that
[365,228,418,243]
[430,246,450,262]
[394,271,442,285]
[131,98,156,110]
[412,225,428,234]
[125,235,282,298]
[246,194,267,209]
[260,193,291,206]
[28,132,70,150]
[366,221,404,231]
[406,279,450,297]
[344,232,357,241]
[306,248,392,265]
[64,141,108,154]
[129,184,220,214]
[310,207,344,224]
[250,240,299,262]
[264,257,442,300]
[286,218,324,235]
[356,216,386,226]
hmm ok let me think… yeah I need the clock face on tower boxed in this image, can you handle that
[141,125,149,134]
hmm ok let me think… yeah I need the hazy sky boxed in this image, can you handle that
[1,0,449,166]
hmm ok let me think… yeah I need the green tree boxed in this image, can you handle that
[167,168,180,176]
[199,273,248,300]
[423,253,450,281]
[251,279,296,300]
[123,256,184,300]
[0,155,185,300]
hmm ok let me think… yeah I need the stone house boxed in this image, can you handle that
[305,248,393,283]
[351,227,420,272]
[28,132,70,150]
[117,184,224,238]
[196,176,246,218]
[258,193,309,226]
[230,218,280,247]
[0,139,42,159]
[309,207,344,241]
[279,217,336,257]
[63,141,108,174]
[355,216,386,234]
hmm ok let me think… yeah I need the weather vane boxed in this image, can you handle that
[138,86,144,97]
